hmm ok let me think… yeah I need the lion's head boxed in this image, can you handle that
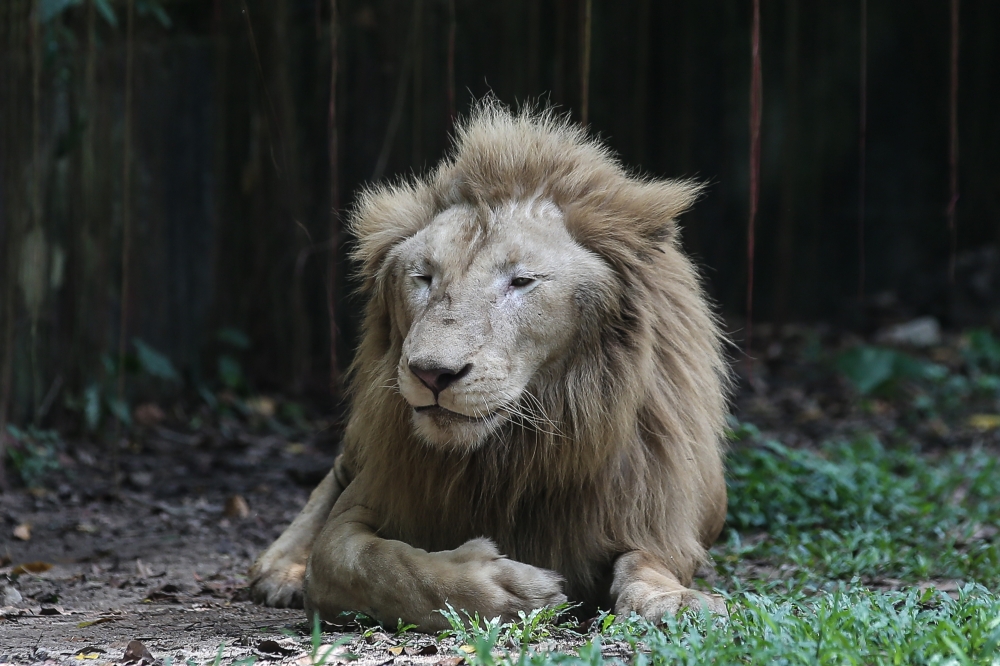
[346,104,727,553]
[388,197,611,447]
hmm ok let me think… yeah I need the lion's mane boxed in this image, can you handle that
[340,103,729,610]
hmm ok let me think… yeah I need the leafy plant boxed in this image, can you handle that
[5,425,62,487]
[64,337,180,432]
[835,345,945,395]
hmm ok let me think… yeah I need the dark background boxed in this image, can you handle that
[1,0,998,427]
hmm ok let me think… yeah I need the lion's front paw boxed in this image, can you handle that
[249,557,307,608]
[615,583,727,622]
[452,538,567,620]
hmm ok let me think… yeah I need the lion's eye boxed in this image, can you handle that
[412,274,433,287]
[510,276,536,289]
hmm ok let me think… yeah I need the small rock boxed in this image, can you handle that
[128,471,154,488]
[12,523,31,541]
[874,316,942,347]
[224,494,250,520]
[123,639,154,664]
[0,576,22,606]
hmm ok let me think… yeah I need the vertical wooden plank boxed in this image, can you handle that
[947,0,960,282]
[328,0,341,395]
[746,0,762,366]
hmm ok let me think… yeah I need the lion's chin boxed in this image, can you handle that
[410,405,502,448]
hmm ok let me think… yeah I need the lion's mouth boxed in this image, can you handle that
[413,405,491,422]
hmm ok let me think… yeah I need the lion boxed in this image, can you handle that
[248,103,730,630]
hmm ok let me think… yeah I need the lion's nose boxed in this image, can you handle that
[409,362,472,396]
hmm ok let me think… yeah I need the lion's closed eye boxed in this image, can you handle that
[510,276,535,288]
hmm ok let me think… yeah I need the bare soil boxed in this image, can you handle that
[1,422,338,664]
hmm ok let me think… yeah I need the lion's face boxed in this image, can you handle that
[389,199,609,448]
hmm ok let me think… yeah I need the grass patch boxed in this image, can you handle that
[417,429,1000,665]
[722,433,1000,587]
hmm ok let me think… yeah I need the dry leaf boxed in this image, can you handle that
[257,639,298,657]
[225,494,250,519]
[73,647,105,659]
[12,561,52,575]
[246,396,276,418]
[387,646,405,656]
[968,414,1000,431]
[133,403,166,427]
[434,658,465,666]
[144,583,182,602]
[77,616,119,628]
[458,645,476,654]
[12,523,31,541]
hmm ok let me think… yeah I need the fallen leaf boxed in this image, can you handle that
[968,414,1000,431]
[77,616,119,628]
[133,403,166,427]
[12,523,31,541]
[11,561,52,575]
[144,583,182,602]
[257,639,297,657]
[123,639,154,664]
[293,645,349,666]
[433,658,465,666]
[246,396,276,418]
[387,646,405,656]
[225,494,250,519]
[458,645,476,654]
[73,647,105,658]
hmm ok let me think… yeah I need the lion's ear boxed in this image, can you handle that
[628,179,704,242]
[564,178,704,265]
[349,181,436,281]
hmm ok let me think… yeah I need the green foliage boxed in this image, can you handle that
[726,430,1000,585]
[217,327,251,350]
[217,355,246,392]
[963,328,1000,373]
[835,345,946,395]
[438,603,575,652]
[596,586,1000,666]
[5,425,62,487]
[64,338,178,432]
[427,586,1000,666]
[133,338,181,383]
[215,327,251,392]
[38,0,170,28]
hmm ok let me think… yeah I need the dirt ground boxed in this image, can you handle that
[0,420,346,664]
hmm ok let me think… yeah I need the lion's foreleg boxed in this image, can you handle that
[303,499,566,631]
[249,455,352,608]
[610,551,727,621]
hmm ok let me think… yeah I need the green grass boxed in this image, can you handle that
[419,427,1000,665]
[721,432,1000,588]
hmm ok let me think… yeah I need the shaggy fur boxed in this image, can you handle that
[249,102,730,627]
